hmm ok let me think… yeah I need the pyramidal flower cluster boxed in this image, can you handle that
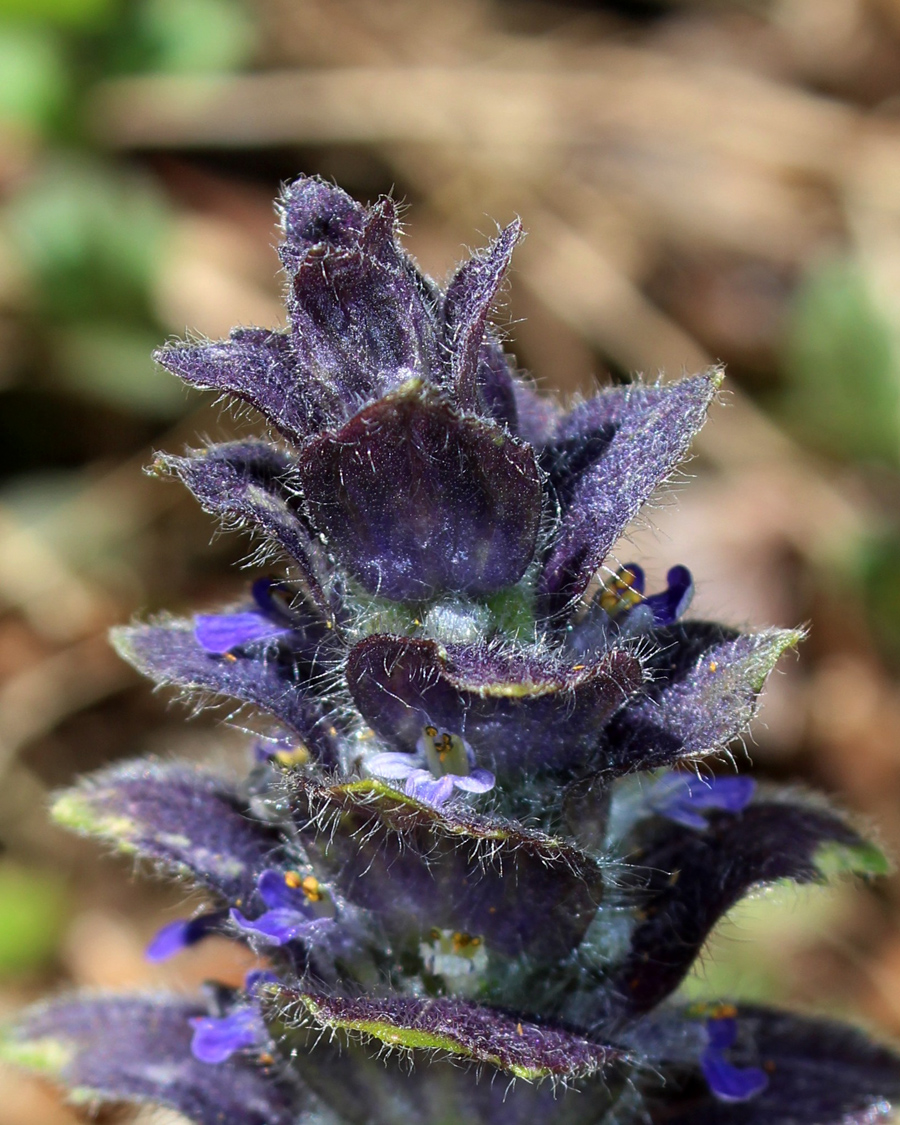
[6,176,900,1125]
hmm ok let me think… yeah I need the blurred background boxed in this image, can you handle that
[4,0,900,1119]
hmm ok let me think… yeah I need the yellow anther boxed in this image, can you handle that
[599,567,644,616]
[275,744,311,767]
[450,932,481,953]
[709,661,718,672]
[425,725,438,738]
[301,875,323,902]
[516,1023,524,1035]
[223,653,238,663]
[284,871,303,889]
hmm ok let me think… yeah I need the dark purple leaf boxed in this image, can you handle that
[512,377,561,447]
[539,373,720,614]
[278,175,370,275]
[347,634,642,778]
[270,1022,622,1125]
[283,775,604,960]
[51,760,281,903]
[297,384,542,600]
[442,221,521,410]
[275,990,628,1081]
[112,619,342,767]
[604,628,801,776]
[282,180,439,414]
[609,801,884,1014]
[154,442,332,616]
[4,995,297,1125]
[155,328,335,445]
[654,1006,900,1125]
[475,336,519,428]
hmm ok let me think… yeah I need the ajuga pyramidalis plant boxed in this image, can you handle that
[6,176,900,1125]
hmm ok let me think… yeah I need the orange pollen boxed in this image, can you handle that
[301,875,322,902]
[451,932,481,953]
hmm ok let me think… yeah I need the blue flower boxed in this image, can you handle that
[230,868,334,946]
[367,724,495,807]
[700,1011,769,1102]
[646,772,756,830]
[145,911,227,962]
[189,971,278,1065]
[194,578,295,654]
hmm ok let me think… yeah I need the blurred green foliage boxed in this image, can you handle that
[0,0,115,30]
[0,25,68,130]
[782,256,900,467]
[0,863,67,978]
[110,0,257,75]
[8,156,169,323]
[0,0,257,424]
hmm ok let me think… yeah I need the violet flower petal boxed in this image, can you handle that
[194,610,289,654]
[230,908,331,946]
[701,1018,769,1102]
[647,773,756,830]
[145,911,227,962]
[190,1005,267,1064]
[644,564,695,626]
[366,752,418,780]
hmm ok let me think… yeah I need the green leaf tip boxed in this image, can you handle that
[746,628,804,693]
[296,996,548,1080]
[51,790,137,851]
[0,1029,72,1077]
[814,839,891,879]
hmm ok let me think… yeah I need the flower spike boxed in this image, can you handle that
[9,175,900,1125]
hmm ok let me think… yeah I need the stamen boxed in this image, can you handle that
[301,876,322,902]
[599,567,645,618]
